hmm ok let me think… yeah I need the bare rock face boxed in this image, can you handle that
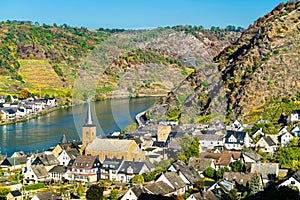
[149,1,300,123]
[215,1,300,122]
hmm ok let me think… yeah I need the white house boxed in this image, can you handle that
[278,171,300,191]
[1,109,16,120]
[155,172,187,195]
[46,98,56,107]
[24,165,50,184]
[57,149,79,166]
[252,128,264,139]
[121,186,144,200]
[48,165,67,181]
[224,131,252,150]
[16,107,26,118]
[291,125,300,137]
[117,161,150,183]
[291,110,300,123]
[256,136,277,154]
[278,132,294,147]
[197,134,224,150]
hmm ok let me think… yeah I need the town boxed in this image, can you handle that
[0,94,58,124]
[0,101,299,200]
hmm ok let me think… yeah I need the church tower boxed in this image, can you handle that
[82,100,97,147]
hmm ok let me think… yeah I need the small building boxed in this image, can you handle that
[118,161,150,183]
[186,191,218,200]
[224,131,251,150]
[31,154,60,171]
[250,163,279,185]
[57,149,79,166]
[256,136,277,154]
[48,165,67,181]
[1,156,28,170]
[168,160,201,187]
[32,191,59,200]
[24,165,50,184]
[291,125,300,137]
[67,155,101,182]
[144,181,175,196]
[6,190,22,200]
[100,158,124,181]
[278,132,294,147]
[156,172,187,195]
[290,110,300,123]
[278,171,300,191]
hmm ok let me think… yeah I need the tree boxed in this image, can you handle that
[0,187,11,199]
[131,174,144,184]
[20,89,29,99]
[215,167,230,179]
[203,167,216,179]
[178,134,200,163]
[288,137,299,147]
[227,189,239,200]
[110,189,119,200]
[5,95,11,103]
[86,184,104,200]
[231,160,245,172]
[247,173,262,196]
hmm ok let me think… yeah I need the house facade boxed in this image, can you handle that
[67,155,101,182]
[224,131,251,150]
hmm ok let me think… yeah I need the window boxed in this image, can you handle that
[291,181,295,185]
[86,132,89,137]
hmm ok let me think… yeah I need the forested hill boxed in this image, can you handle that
[0,21,240,99]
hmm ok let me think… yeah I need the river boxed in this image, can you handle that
[0,97,158,156]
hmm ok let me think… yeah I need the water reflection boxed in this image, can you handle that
[0,97,157,156]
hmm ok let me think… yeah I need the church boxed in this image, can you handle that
[82,101,145,163]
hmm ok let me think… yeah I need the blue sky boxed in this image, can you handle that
[0,0,286,30]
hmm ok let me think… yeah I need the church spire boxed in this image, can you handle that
[85,100,94,125]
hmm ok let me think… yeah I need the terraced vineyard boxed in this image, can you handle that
[18,59,64,90]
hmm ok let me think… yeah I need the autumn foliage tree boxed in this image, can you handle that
[19,89,29,99]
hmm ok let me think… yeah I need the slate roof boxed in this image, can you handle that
[196,134,224,141]
[144,181,174,195]
[250,163,279,180]
[65,149,80,159]
[160,172,186,190]
[72,155,100,169]
[188,191,218,200]
[49,165,67,174]
[188,157,213,172]
[33,154,59,166]
[171,160,201,184]
[131,186,144,198]
[11,151,26,157]
[86,138,143,154]
[9,190,22,197]
[3,156,27,166]
[224,131,247,144]
[137,193,175,200]
[242,150,262,162]
[119,161,148,174]
[101,158,124,170]
[31,165,49,179]
[223,172,255,187]
[33,191,59,200]
[263,136,277,146]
